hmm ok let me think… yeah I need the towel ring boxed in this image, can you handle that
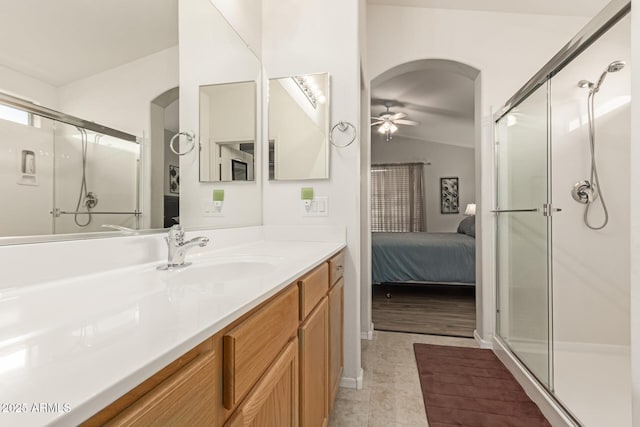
[329,121,356,148]
[169,131,196,156]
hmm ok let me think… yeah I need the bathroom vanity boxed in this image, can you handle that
[82,250,344,427]
[0,228,345,427]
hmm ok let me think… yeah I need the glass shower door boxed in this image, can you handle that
[495,82,551,388]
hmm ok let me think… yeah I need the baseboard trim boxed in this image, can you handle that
[474,329,493,349]
[339,368,364,390]
[492,336,579,427]
[361,322,374,340]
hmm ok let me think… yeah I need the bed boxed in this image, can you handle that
[371,218,476,285]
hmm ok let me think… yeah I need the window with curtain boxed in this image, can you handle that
[371,163,425,232]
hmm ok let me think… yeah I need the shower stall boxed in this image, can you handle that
[0,93,141,237]
[494,2,630,426]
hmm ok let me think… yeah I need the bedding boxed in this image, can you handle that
[372,232,475,285]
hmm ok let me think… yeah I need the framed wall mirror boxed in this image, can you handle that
[268,73,330,180]
[199,81,256,183]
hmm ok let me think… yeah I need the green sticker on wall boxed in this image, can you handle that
[213,189,225,202]
[301,187,314,200]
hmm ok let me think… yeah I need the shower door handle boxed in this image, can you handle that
[491,208,540,213]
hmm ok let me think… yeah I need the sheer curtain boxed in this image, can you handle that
[371,163,425,232]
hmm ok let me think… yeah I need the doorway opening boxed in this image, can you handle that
[150,87,180,229]
[366,59,481,338]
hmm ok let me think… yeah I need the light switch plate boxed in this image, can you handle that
[202,199,223,217]
[301,196,328,217]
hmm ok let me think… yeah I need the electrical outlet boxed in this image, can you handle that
[202,199,224,217]
[301,197,328,217]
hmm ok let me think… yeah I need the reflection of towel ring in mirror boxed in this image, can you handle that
[169,131,196,155]
[329,121,356,148]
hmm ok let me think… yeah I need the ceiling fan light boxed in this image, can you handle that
[378,122,390,133]
[389,123,398,133]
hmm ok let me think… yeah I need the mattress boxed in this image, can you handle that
[372,232,476,285]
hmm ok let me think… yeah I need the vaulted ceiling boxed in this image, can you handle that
[371,60,477,148]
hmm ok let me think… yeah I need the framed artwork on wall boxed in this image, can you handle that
[231,159,248,181]
[440,177,459,214]
[169,165,180,194]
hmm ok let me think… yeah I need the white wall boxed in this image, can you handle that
[211,0,262,59]
[0,65,58,108]
[630,1,640,425]
[58,47,178,138]
[262,0,362,386]
[179,0,262,229]
[371,136,475,232]
[367,5,590,342]
[367,7,589,110]
[359,0,373,340]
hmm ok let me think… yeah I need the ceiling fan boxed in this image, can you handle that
[370,105,418,141]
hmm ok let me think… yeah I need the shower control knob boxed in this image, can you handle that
[572,180,596,204]
[85,192,99,209]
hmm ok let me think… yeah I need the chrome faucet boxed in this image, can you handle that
[157,225,209,270]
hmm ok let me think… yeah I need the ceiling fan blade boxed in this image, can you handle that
[394,119,419,126]
[370,116,385,121]
[391,112,407,120]
[370,121,384,127]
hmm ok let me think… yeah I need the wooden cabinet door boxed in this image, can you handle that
[328,278,344,411]
[223,286,299,410]
[106,350,216,427]
[225,338,299,427]
[299,297,329,427]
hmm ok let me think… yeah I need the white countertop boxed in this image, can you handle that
[0,238,345,426]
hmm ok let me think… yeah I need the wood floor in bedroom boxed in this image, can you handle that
[372,284,476,338]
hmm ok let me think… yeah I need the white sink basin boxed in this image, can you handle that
[162,255,283,284]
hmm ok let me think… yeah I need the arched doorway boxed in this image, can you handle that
[362,59,482,340]
[150,87,180,229]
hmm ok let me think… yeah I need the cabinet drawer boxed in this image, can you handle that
[328,252,344,287]
[223,285,299,410]
[298,263,329,320]
[225,338,299,427]
[106,350,216,426]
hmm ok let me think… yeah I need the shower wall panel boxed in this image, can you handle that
[0,117,54,237]
[550,15,631,427]
[53,123,139,234]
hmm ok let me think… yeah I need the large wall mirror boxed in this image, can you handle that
[199,81,256,182]
[268,73,330,180]
[0,0,261,243]
[178,0,262,229]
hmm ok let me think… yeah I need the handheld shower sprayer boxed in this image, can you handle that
[577,60,626,93]
[572,60,626,230]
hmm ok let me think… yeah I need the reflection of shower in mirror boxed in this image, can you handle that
[74,127,99,227]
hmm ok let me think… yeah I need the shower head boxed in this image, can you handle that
[607,60,626,73]
[593,60,626,92]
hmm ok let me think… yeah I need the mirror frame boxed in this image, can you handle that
[267,72,331,181]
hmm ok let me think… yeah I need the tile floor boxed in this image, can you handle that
[329,331,478,427]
